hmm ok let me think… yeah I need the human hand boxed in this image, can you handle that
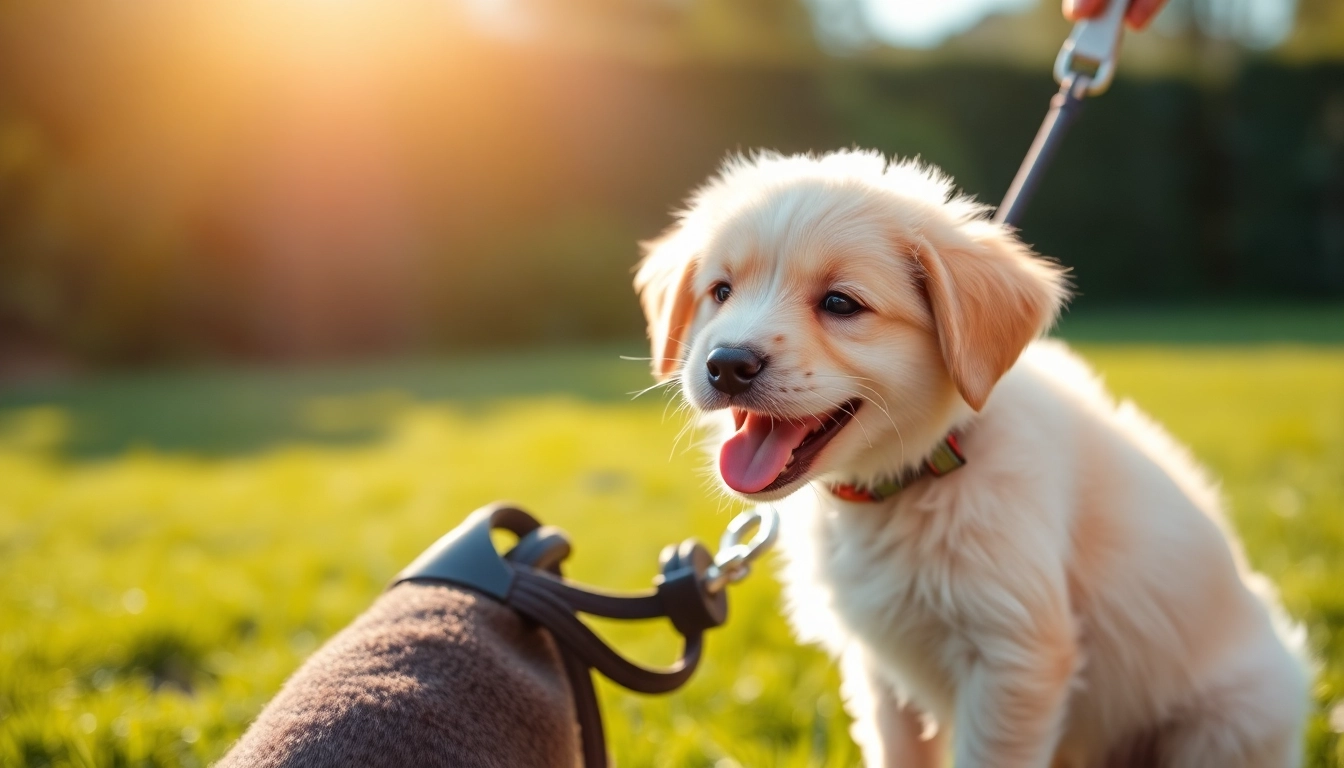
[1063,0,1168,30]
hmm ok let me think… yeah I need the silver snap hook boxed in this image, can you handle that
[704,507,780,594]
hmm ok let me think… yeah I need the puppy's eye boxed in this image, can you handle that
[712,282,732,304]
[821,291,862,316]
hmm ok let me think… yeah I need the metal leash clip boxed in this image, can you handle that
[1054,0,1129,95]
[705,506,780,594]
[996,0,1131,226]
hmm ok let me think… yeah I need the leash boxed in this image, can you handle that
[995,0,1128,227]
[390,502,778,768]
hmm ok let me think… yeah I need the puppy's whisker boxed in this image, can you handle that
[661,394,678,423]
[812,372,885,388]
[854,383,895,422]
[669,410,699,459]
[660,379,688,422]
[657,393,695,454]
[715,490,733,516]
[628,378,678,401]
[842,389,901,460]
[806,481,826,506]
[817,375,910,464]
[849,404,874,449]
[847,383,897,430]
[800,389,873,449]
[852,410,877,450]
[671,403,710,459]
[812,374,898,427]
[621,353,694,367]
[860,396,903,463]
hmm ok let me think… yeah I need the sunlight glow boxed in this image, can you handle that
[860,0,1037,48]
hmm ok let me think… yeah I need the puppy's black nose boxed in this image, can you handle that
[706,347,764,395]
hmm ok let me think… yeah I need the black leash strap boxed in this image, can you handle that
[995,0,1128,226]
[389,503,753,768]
[994,75,1091,228]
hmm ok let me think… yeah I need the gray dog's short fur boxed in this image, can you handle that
[219,583,579,768]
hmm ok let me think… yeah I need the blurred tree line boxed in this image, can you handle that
[0,0,1341,368]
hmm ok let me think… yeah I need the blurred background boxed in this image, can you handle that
[1,0,1342,766]
[0,0,1341,374]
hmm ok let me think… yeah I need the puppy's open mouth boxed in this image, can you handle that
[719,399,861,495]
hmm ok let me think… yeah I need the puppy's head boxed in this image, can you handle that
[636,150,1067,502]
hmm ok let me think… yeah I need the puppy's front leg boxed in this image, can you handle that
[951,624,1077,768]
[841,646,944,768]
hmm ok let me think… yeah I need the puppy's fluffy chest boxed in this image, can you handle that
[781,485,1001,720]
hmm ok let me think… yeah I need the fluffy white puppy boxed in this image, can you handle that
[635,150,1309,768]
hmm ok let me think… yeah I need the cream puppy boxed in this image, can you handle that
[635,150,1309,768]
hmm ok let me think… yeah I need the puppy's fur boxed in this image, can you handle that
[636,150,1309,767]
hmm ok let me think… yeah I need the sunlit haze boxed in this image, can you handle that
[861,0,1036,47]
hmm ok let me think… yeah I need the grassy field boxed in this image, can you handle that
[2,322,1343,765]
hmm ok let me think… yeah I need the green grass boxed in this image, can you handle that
[1,340,1342,766]
[2,303,1337,461]
[0,345,653,459]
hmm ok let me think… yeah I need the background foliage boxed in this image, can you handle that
[0,0,1342,367]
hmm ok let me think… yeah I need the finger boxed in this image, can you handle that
[1063,0,1108,21]
[1125,0,1167,29]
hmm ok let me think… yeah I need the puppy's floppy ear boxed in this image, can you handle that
[913,224,1068,411]
[634,224,700,381]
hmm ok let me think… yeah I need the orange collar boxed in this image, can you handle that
[829,433,966,503]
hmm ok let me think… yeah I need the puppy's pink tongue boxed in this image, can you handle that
[719,413,812,493]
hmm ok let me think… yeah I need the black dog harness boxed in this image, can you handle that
[390,503,776,768]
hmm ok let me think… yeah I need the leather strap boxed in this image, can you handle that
[389,503,729,768]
